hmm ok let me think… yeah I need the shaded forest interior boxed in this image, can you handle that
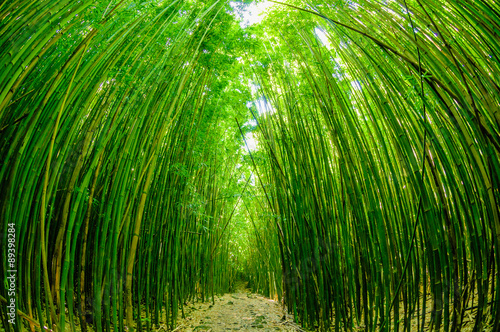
[0,0,499,331]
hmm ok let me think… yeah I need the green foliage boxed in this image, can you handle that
[246,0,500,330]
[0,0,254,331]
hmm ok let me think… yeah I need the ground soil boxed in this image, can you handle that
[169,282,303,332]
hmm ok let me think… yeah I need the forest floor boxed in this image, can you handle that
[170,282,303,332]
[168,278,494,332]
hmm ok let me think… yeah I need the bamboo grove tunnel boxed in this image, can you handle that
[0,0,499,331]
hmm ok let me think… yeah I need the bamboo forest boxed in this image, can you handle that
[0,0,499,331]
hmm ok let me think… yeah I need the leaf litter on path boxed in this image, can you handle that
[172,288,302,331]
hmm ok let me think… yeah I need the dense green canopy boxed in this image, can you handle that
[0,0,499,331]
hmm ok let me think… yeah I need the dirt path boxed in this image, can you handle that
[171,286,303,331]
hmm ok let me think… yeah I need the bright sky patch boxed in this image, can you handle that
[230,1,274,28]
